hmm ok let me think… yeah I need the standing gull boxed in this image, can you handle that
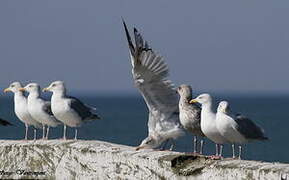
[20,83,61,139]
[4,82,42,140]
[177,85,205,154]
[216,101,268,159]
[123,20,184,150]
[43,81,100,140]
[190,94,228,158]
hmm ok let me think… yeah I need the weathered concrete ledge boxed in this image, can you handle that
[0,140,288,180]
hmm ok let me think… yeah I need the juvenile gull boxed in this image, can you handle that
[4,82,42,140]
[190,94,228,158]
[20,83,61,139]
[177,85,205,154]
[123,20,184,150]
[43,81,100,140]
[216,101,268,159]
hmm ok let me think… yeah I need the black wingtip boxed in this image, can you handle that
[121,17,126,28]
[92,114,101,120]
[122,19,135,54]
[0,119,13,126]
[262,136,269,141]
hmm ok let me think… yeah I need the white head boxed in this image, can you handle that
[177,84,192,100]
[189,93,212,105]
[20,83,41,94]
[217,101,230,113]
[136,134,163,150]
[43,81,66,93]
[4,82,23,93]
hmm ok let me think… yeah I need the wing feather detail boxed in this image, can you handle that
[123,20,183,138]
[123,20,178,114]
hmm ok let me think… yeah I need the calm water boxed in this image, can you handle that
[0,94,288,163]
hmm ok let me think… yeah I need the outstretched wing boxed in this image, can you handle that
[68,96,100,121]
[123,21,180,134]
[234,114,268,140]
[123,20,178,116]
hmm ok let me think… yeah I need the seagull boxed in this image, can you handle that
[190,94,228,158]
[4,82,42,140]
[216,101,268,159]
[20,83,61,139]
[123,20,184,151]
[177,84,205,154]
[43,81,100,140]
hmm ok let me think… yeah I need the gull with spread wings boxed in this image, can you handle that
[123,20,184,151]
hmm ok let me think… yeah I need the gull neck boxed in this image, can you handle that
[14,91,26,102]
[52,90,66,98]
[29,90,40,98]
[202,101,214,114]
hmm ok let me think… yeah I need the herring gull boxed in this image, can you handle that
[216,101,268,159]
[177,84,205,154]
[123,20,184,151]
[20,83,61,139]
[190,93,228,158]
[43,81,100,140]
[4,82,42,140]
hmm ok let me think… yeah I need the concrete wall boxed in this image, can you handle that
[0,140,288,179]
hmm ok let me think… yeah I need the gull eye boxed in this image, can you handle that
[11,85,15,88]
[29,85,33,88]
[52,84,56,87]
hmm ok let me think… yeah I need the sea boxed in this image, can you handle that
[0,93,288,164]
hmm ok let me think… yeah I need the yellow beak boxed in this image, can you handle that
[189,99,198,104]
[19,88,26,92]
[42,87,49,92]
[3,88,11,93]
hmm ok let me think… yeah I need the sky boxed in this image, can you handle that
[0,1,288,95]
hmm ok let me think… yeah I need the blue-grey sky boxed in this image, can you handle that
[0,1,288,95]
